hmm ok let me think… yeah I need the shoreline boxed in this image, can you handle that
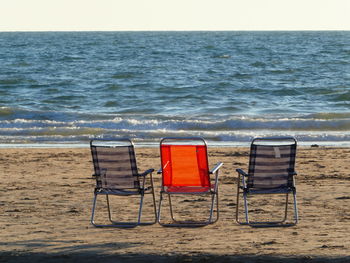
[1,140,350,148]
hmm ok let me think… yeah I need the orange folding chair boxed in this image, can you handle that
[157,137,223,227]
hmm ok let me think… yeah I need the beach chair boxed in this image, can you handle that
[235,136,298,226]
[90,139,157,227]
[157,137,223,227]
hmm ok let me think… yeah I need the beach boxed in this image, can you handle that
[0,146,349,262]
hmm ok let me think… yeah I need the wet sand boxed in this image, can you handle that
[0,147,349,262]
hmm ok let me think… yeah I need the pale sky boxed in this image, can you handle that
[0,0,349,31]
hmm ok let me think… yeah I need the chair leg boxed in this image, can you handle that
[243,192,249,224]
[137,194,144,225]
[293,190,299,224]
[90,193,98,227]
[137,191,159,226]
[216,192,220,222]
[235,187,240,223]
[235,175,248,225]
[236,190,252,225]
[150,187,158,224]
[209,191,219,223]
[282,193,289,223]
[106,195,113,223]
[133,191,158,226]
[168,194,176,222]
[157,191,164,224]
[148,176,157,224]
[208,193,214,222]
[167,194,185,224]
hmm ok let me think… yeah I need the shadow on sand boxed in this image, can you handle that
[0,239,349,263]
[1,251,349,263]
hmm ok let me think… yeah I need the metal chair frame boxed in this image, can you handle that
[157,137,223,227]
[235,136,299,227]
[90,139,157,228]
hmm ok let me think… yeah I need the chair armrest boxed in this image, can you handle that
[210,162,223,174]
[236,168,248,189]
[236,168,248,177]
[209,162,223,193]
[139,168,155,177]
[157,168,162,174]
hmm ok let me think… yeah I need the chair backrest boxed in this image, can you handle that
[160,137,210,188]
[90,139,139,189]
[247,137,297,189]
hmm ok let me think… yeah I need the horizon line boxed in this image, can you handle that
[1,29,350,33]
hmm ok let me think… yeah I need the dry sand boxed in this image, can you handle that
[0,146,349,262]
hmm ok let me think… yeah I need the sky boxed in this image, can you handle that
[0,0,349,31]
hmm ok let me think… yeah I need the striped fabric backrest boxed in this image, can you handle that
[91,142,139,189]
[247,138,296,189]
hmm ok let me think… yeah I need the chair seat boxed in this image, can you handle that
[96,188,141,195]
[245,186,294,195]
[164,185,214,194]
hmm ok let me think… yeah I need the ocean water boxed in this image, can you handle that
[0,31,349,146]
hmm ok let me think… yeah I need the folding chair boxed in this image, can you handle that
[157,137,223,227]
[236,136,299,226]
[90,139,157,227]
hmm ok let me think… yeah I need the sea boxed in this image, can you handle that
[0,31,349,147]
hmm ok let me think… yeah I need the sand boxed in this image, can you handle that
[0,146,349,262]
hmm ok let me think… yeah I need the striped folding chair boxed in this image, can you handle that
[90,139,157,227]
[235,136,299,226]
[157,137,223,227]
